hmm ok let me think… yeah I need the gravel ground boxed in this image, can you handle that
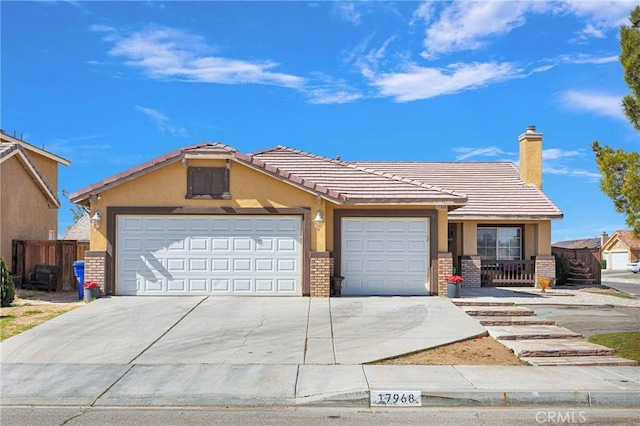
[458,286,640,307]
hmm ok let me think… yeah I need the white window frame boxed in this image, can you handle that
[477,227,522,260]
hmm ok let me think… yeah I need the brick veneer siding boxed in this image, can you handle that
[535,255,556,289]
[84,251,106,295]
[461,255,482,288]
[437,252,453,297]
[310,252,331,297]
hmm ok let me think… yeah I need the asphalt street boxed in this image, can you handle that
[1,406,639,426]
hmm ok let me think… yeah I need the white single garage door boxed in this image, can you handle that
[610,251,628,270]
[341,218,429,296]
[116,215,302,295]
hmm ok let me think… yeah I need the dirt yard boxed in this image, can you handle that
[0,290,83,341]
[373,335,526,366]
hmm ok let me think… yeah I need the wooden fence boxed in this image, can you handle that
[552,247,601,285]
[12,240,90,291]
[480,259,536,287]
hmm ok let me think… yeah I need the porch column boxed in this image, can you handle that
[460,255,481,288]
[535,255,556,289]
[437,252,453,297]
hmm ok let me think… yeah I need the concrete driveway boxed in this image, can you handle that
[0,296,485,366]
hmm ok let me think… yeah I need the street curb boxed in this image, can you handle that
[4,391,639,409]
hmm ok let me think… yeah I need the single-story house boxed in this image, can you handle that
[69,126,562,297]
[0,131,70,263]
[601,230,640,270]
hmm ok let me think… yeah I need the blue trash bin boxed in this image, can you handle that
[73,260,85,300]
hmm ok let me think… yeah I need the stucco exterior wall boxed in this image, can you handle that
[89,160,320,251]
[459,219,552,258]
[0,155,57,261]
[26,150,59,195]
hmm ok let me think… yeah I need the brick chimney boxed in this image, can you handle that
[601,231,609,249]
[518,125,543,189]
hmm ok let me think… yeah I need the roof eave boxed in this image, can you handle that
[4,148,60,207]
[69,155,182,203]
[449,213,564,220]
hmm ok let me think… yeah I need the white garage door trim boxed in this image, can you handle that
[609,251,628,270]
[116,215,302,296]
[341,217,430,296]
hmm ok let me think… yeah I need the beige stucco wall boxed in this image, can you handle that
[0,155,57,261]
[459,219,552,258]
[26,150,59,195]
[89,159,446,254]
[90,160,320,251]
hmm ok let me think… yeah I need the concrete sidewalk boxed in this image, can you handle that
[1,363,638,408]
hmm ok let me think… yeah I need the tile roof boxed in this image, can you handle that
[63,213,90,241]
[69,142,562,219]
[352,161,563,219]
[250,146,468,205]
[0,141,60,207]
[612,230,640,250]
[0,130,70,166]
[71,143,468,206]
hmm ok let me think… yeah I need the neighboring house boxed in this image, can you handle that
[63,213,90,242]
[69,126,562,297]
[552,238,601,250]
[0,131,70,265]
[601,230,640,270]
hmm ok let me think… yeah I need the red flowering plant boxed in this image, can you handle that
[83,281,100,289]
[445,275,465,284]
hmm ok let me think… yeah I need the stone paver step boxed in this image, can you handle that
[500,339,615,357]
[486,325,582,340]
[452,300,515,307]
[461,306,534,317]
[475,316,556,326]
[521,356,639,366]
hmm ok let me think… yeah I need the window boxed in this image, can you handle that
[186,167,230,199]
[477,227,522,260]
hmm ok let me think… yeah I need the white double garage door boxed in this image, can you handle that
[116,215,429,296]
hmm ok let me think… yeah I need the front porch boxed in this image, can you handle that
[455,255,556,290]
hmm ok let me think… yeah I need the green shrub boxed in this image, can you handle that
[1,255,16,307]
[601,259,607,270]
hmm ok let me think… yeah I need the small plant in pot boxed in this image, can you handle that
[445,275,465,284]
[83,281,100,302]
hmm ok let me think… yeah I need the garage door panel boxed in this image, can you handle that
[342,218,429,296]
[278,279,296,292]
[233,279,252,292]
[233,238,252,251]
[212,238,230,251]
[189,279,208,292]
[117,215,301,295]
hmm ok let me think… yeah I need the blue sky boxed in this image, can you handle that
[2,0,639,242]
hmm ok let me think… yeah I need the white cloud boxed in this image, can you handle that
[333,2,362,25]
[453,146,506,161]
[135,105,188,137]
[558,90,625,121]
[543,148,583,160]
[543,165,601,180]
[555,0,636,40]
[371,61,518,102]
[104,25,305,89]
[416,1,535,59]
